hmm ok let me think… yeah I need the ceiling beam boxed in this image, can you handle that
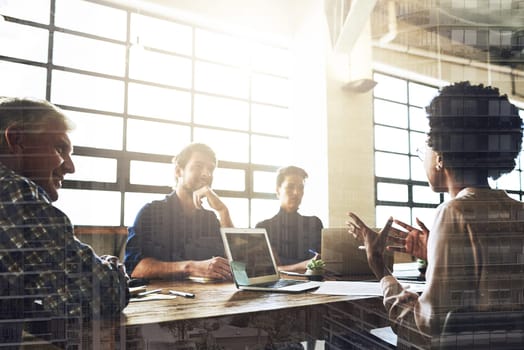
[334,0,378,53]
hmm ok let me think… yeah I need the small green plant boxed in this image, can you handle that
[307,258,325,271]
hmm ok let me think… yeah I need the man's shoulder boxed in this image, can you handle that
[140,192,175,210]
[0,166,49,203]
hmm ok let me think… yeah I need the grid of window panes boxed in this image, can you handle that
[373,72,524,229]
[0,0,288,227]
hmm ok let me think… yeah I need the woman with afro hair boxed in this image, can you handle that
[348,81,524,348]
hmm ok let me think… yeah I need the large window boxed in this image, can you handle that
[0,0,290,227]
[373,72,524,229]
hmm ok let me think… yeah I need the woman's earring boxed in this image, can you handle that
[435,164,442,171]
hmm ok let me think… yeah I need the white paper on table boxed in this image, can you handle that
[312,281,383,296]
[312,281,426,296]
[130,294,178,302]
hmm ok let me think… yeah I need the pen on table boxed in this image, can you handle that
[359,245,402,250]
[308,249,319,256]
[169,290,195,298]
[138,288,162,297]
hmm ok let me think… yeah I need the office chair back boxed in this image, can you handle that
[433,308,524,350]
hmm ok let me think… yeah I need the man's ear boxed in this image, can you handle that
[174,164,183,179]
[4,125,25,153]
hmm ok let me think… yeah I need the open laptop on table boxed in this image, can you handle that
[321,228,424,282]
[321,228,394,279]
[220,228,321,293]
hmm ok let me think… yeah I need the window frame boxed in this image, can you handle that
[0,0,289,227]
[373,71,524,227]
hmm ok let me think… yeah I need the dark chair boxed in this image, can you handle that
[74,225,128,260]
[433,308,524,350]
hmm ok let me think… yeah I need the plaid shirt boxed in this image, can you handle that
[0,162,128,347]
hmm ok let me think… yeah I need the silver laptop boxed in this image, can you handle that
[220,228,321,292]
[321,228,394,277]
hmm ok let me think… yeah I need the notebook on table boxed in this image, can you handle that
[321,228,394,278]
[220,228,321,293]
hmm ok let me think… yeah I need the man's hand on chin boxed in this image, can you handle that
[192,186,210,209]
[193,186,226,211]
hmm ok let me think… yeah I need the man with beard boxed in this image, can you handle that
[124,143,233,281]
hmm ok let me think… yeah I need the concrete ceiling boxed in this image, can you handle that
[117,0,524,72]
[369,0,524,70]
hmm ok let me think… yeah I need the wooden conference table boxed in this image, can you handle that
[122,279,395,349]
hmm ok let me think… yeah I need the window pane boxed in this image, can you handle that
[69,156,117,182]
[477,29,488,46]
[413,185,440,204]
[130,160,174,187]
[375,152,410,179]
[53,32,126,76]
[501,30,512,46]
[375,205,410,227]
[221,198,249,228]
[373,76,442,237]
[374,99,408,128]
[408,82,438,108]
[194,94,248,130]
[410,131,427,155]
[251,74,289,106]
[489,30,500,46]
[451,29,464,44]
[521,167,524,190]
[55,0,127,41]
[508,193,521,201]
[0,0,50,23]
[0,21,48,62]
[129,48,192,88]
[55,189,120,226]
[377,182,408,202]
[124,192,166,226]
[374,73,407,103]
[130,13,192,55]
[409,106,429,132]
[410,156,427,181]
[195,61,249,99]
[375,125,409,153]
[51,70,125,113]
[67,110,123,150]
[251,43,291,77]
[127,119,190,156]
[411,207,435,230]
[251,104,290,136]
[195,29,249,66]
[213,168,245,192]
[128,83,191,122]
[251,198,279,228]
[493,170,521,191]
[193,128,248,163]
[252,135,290,166]
[0,61,46,98]
[254,170,276,193]
[466,29,477,45]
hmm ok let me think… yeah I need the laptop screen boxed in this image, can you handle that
[224,230,277,278]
